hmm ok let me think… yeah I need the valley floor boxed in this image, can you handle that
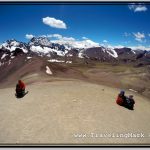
[0,79,150,145]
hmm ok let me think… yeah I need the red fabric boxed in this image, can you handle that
[116,95,123,106]
[18,80,25,90]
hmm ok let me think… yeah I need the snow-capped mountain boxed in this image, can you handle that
[0,37,150,67]
[114,47,150,63]
[51,39,100,49]
[0,39,29,68]
[28,37,68,57]
[0,39,28,53]
[80,47,118,61]
[29,37,51,47]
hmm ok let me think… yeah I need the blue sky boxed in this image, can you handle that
[0,3,150,49]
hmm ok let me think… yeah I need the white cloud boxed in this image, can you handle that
[106,44,124,49]
[39,35,47,38]
[129,45,150,51]
[62,37,75,41]
[82,37,88,40]
[25,34,34,39]
[135,6,147,12]
[42,17,67,29]
[114,45,125,48]
[83,39,99,47]
[106,44,150,51]
[133,32,145,42]
[128,3,148,12]
[47,34,62,39]
[47,34,75,41]
[103,40,108,43]
[124,32,131,37]
[148,34,150,37]
[51,35,99,49]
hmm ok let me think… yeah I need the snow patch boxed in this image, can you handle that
[8,60,11,65]
[66,61,72,64]
[30,45,66,57]
[27,57,32,59]
[129,89,137,93]
[30,46,48,53]
[11,56,15,59]
[106,48,118,58]
[52,49,66,56]
[1,54,8,60]
[47,59,65,63]
[46,66,53,75]
[10,41,19,47]
[78,51,84,58]
[131,50,136,54]
[19,48,28,53]
[102,47,106,53]
[46,53,51,57]
[66,54,73,57]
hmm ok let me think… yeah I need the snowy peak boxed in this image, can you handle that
[28,37,68,56]
[114,47,132,55]
[29,37,71,51]
[83,46,118,61]
[1,39,28,53]
[29,37,51,47]
[52,39,100,49]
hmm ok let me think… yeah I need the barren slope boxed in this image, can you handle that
[0,79,150,145]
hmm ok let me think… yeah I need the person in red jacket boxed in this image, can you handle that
[116,91,135,110]
[116,90,126,106]
[16,80,26,96]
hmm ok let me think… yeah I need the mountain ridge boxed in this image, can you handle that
[0,37,150,62]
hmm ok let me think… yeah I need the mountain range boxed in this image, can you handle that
[0,37,150,65]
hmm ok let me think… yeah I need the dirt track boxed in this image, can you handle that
[0,79,150,145]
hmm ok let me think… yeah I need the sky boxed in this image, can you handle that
[0,3,150,49]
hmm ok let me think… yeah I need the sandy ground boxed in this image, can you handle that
[0,79,150,145]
